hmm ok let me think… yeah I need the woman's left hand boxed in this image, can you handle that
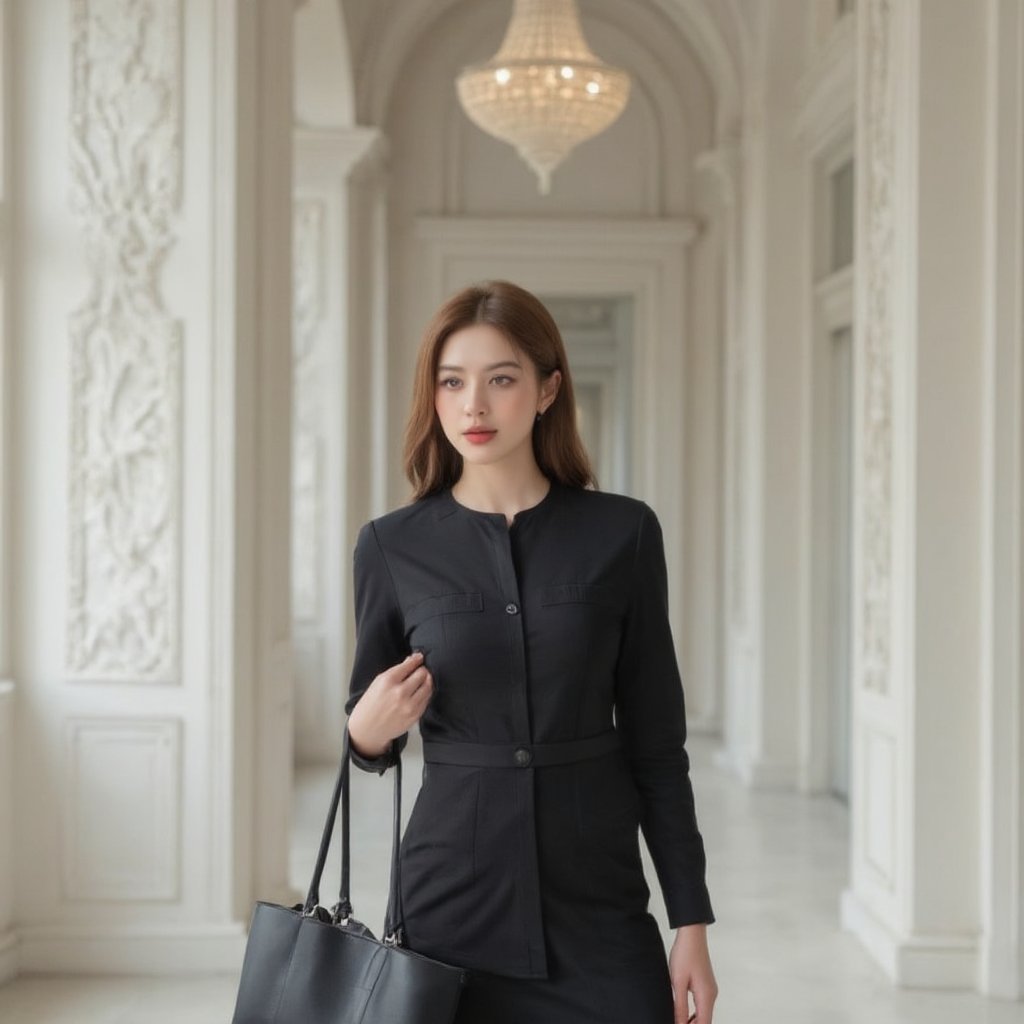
[668,923,718,1023]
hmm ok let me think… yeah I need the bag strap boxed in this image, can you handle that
[300,724,405,944]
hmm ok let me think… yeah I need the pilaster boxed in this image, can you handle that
[292,126,389,762]
[842,0,988,988]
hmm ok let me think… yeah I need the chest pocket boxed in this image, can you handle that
[537,583,624,662]
[404,591,484,649]
[539,582,620,611]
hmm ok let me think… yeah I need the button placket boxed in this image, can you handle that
[442,503,551,975]
[491,524,531,739]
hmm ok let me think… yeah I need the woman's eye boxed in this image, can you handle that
[438,376,516,388]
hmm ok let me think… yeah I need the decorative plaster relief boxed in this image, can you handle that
[293,199,325,362]
[61,717,181,901]
[67,0,182,681]
[292,431,322,625]
[292,199,326,625]
[860,0,894,696]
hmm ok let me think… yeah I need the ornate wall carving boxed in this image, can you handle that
[66,0,182,681]
[860,0,894,695]
[292,199,326,625]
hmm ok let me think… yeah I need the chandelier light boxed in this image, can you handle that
[455,0,631,195]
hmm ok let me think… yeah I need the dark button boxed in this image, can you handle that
[513,746,532,767]
[505,602,519,615]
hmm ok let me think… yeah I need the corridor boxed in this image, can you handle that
[0,735,1017,1023]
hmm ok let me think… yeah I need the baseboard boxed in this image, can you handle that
[978,935,1024,999]
[738,754,798,789]
[14,921,248,975]
[684,713,721,735]
[0,928,17,985]
[840,886,979,989]
[706,736,800,788]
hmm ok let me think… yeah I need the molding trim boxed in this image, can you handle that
[979,0,1024,999]
[66,0,183,683]
[840,888,979,989]
[293,125,388,186]
[694,142,740,210]
[415,215,700,248]
[60,717,181,903]
[14,922,249,975]
[795,11,856,154]
[413,213,696,688]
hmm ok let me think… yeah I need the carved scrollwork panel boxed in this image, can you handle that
[66,0,182,682]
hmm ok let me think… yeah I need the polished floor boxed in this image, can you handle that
[0,734,1019,1023]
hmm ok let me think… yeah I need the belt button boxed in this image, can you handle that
[505,602,519,615]
[513,746,532,767]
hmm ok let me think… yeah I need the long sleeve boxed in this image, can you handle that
[345,520,409,774]
[613,502,715,927]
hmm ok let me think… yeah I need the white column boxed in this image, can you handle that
[842,0,990,989]
[344,138,392,519]
[727,0,811,790]
[9,0,292,975]
[694,141,741,747]
[0,0,14,986]
[292,126,389,763]
[235,0,297,931]
[979,0,1024,1001]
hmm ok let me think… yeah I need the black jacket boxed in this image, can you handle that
[344,478,715,978]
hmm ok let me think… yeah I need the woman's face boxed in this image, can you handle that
[434,323,557,469]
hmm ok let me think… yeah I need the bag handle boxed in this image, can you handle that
[300,723,405,945]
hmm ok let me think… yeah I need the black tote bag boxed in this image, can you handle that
[231,725,468,1023]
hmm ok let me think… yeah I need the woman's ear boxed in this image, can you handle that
[541,369,562,412]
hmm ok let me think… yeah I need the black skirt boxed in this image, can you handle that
[450,891,676,1024]
[427,756,679,1024]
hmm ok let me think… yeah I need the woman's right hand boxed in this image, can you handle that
[347,651,433,758]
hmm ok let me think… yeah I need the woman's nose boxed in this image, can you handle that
[463,386,486,414]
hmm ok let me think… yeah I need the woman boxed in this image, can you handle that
[345,281,718,1024]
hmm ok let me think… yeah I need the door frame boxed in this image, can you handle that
[412,215,719,731]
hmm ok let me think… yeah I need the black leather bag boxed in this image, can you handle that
[231,725,468,1023]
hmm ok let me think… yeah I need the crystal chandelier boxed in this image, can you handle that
[455,0,631,195]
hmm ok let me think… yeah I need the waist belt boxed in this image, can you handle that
[421,729,620,768]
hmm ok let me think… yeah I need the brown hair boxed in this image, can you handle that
[402,280,597,501]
